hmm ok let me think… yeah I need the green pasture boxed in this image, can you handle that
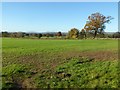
[2,38,119,89]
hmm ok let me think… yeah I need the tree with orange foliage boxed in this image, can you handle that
[84,12,113,38]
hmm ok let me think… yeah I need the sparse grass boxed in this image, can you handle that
[2,64,33,89]
[2,38,119,89]
[35,57,118,88]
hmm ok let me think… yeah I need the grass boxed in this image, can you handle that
[2,64,26,89]
[35,58,118,88]
[2,38,119,89]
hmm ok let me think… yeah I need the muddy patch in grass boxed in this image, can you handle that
[5,50,117,76]
[79,50,118,61]
[15,50,118,73]
[59,50,118,61]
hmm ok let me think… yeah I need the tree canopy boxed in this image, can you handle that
[56,32,62,37]
[68,28,79,39]
[84,12,113,38]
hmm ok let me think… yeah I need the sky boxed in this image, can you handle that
[2,2,118,33]
[2,0,119,2]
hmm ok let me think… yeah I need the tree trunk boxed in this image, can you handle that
[93,30,97,39]
[84,33,87,39]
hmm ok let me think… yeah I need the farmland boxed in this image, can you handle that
[2,38,119,89]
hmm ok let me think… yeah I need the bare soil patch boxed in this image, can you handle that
[8,50,118,88]
[79,50,118,61]
[17,50,118,71]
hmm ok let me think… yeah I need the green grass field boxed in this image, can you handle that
[2,38,119,89]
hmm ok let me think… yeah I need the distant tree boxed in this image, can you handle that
[33,33,38,37]
[68,28,79,39]
[10,32,25,38]
[17,32,25,38]
[113,32,120,38]
[56,31,62,37]
[80,29,86,39]
[38,33,42,38]
[10,32,17,38]
[46,33,50,38]
[42,34,46,37]
[84,12,113,38]
[97,33,105,38]
[34,33,38,37]
[49,33,54,37]
[0,32,2,37]
[29,33,37,37]
[108,34,113,38]
[2,32,9,37]
[25,33,30,37]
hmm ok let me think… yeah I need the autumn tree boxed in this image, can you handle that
[84,12,113,38]
[68,28,79,39]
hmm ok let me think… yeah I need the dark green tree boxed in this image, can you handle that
[56,31,62,37]
[2,32,9,37]
[80,29,86,39]
[38,33,42,39]
[113,32,120,38]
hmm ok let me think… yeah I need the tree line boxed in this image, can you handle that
[1,31,64,39]
[1,12,120,39]
[1,30,120,39]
